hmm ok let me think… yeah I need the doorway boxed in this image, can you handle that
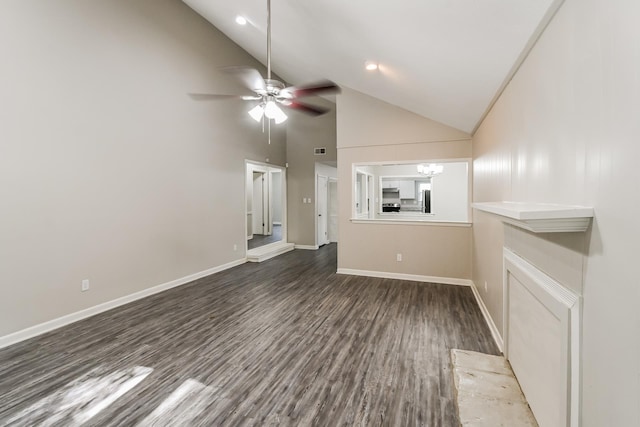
[246,161,286,251]
[315,163,338,247]
[317,175,329,247]
[252,171,266,237]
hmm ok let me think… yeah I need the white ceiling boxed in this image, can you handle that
[183,0,558,133]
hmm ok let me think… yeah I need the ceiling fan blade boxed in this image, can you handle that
[188,93,262,101]
[280,80,341,99]
[281,100,330,116]
[220,66,267,93]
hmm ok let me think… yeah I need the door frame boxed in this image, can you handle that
[252,170,267,236]
[316,174,329,247]
[245,160,287,253]
[328,177,338,243]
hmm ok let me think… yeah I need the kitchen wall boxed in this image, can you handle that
[0,0,286,338]
[286,97,337,247]
[337,88,473,280]
[372,162,469,221]
[472,0,640,424]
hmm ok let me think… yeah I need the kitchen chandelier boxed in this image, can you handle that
[416,163,443,177]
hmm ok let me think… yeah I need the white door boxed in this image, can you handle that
[252,172,265,235]
[317,175,329,246]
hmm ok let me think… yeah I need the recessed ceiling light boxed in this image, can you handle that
[235,16,247,25]
[365,61,379,71]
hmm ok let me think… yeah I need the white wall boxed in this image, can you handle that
[472,0,640,424]
[0,0,286,338]
[431,162,469,222]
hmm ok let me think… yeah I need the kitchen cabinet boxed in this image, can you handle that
[382,180,399,189]
[399,180,415,199]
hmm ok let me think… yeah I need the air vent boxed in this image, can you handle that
[314,147,327,155]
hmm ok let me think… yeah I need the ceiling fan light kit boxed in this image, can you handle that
[264,99,288,124]
[248,104,265,122]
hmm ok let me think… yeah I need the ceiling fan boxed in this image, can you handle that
[190,0,340,125]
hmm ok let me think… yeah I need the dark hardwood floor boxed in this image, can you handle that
[0,244,499,426]
[248,225,282,250]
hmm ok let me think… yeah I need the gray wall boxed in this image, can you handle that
[286,98,337,247]
[337,88,474,280]
[472,0,640,424]
[0,0,285,337]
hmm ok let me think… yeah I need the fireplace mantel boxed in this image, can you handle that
[472,202,594,233]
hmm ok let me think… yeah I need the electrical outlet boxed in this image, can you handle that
[396,253,402,262]
[484,281,488,292]
[81,279,90,292]
[233,244,237,251]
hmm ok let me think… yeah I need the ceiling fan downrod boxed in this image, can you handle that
[267,0,272,80]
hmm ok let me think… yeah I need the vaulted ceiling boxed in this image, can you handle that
[183,0,560,133]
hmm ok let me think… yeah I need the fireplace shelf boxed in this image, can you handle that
[472,202,594,233]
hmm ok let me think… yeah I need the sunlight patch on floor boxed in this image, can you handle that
[5,365,152,426]
[137,378,216,426]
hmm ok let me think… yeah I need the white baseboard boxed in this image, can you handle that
[336,268,473,287]
[0,258,247,349]
[470,281,504,352]
[273,222,282,226]
[294,245,319,250]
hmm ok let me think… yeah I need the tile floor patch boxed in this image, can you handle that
[451,349,513,376]
[451,349,538,427]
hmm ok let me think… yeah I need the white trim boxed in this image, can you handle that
[273,221,282,226]
[0,258,247,349]
[246,242,295,262]
[316,173,330,247]
[294,245,319,250]
[473,201,593,233]
[336,268,472,287]
[350,219,472,227]
[503,248,581,427]
[245,160,288,254]
[470,281,504,353]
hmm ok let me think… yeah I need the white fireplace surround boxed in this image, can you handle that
[503,248,581,427]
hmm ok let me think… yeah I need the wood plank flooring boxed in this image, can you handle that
[0,244,499,426]
[248,225,282,250]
